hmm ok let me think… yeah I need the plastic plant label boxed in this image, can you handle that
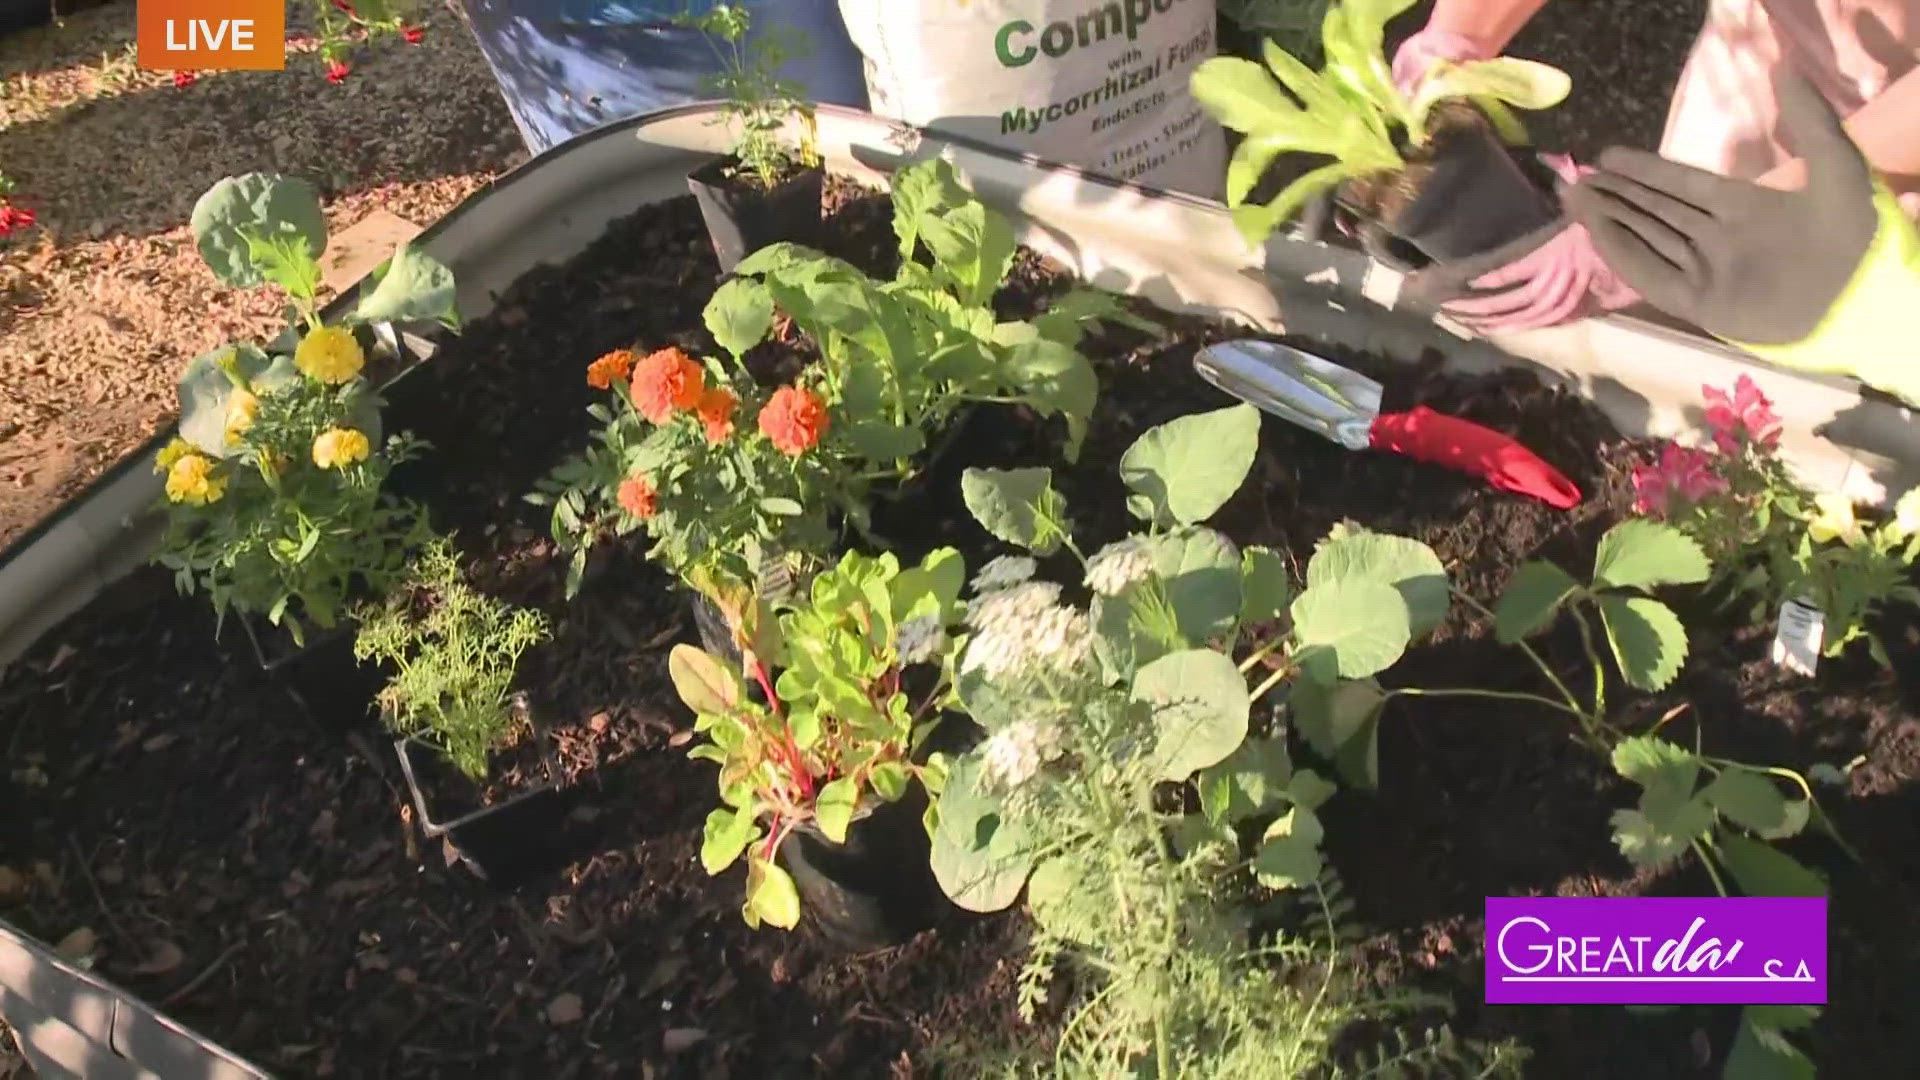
[1770,598,1825,677]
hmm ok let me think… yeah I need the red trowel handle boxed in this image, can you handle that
[1368,406,1581,509]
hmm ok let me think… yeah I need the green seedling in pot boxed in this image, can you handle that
[679,2,820,188]
[670,548,967,930]
[1191,0,1570,243]
[156,173,458,642]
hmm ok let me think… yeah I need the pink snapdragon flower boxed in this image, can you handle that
[1632,443,1730,516]
[1702,375,1782,454]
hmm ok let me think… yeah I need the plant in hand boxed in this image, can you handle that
[1191,0,1571,243]
[352,538,551,779]
[679,2,819,187]
[667,548,966,929]
[1633,375,1920,664]
[155,173,459,642]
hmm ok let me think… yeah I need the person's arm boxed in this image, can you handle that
[1422,0,1550,57]
[1755,68,1920,196]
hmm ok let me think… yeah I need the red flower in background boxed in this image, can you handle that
[759,385,828,455]
[1701,375,1781,454]
[402,25,425,45]
[326,60,351,84]
[172,71,198,87]
[0,202,36,238]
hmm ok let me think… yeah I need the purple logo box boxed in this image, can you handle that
[1486,897,1826,1005]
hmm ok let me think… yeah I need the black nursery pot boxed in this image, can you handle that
[238,618,383,735]
[1366,119,1560,269]
[779,791,946,954]
[393,726,571,887]
[686,156,825,274]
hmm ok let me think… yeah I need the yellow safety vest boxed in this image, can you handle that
[1731,187,1920,406]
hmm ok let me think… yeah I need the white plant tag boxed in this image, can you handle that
[1770,598,1825,677]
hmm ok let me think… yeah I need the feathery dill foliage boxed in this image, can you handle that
[353,541,551,779]
[940,691,1522,1078]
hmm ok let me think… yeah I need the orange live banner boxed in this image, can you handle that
[137,0,286,71]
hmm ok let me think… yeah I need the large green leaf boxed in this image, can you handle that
[1592,519,1712,592]
[744,856,801,929]
[1289,675,1386,790]
[1002,339,1099,461]
[1253,807,1324,891]
[889,157,971,259]
[813,776,858,843]
[1598,594,1690,691]
[1239,546,1291,626]
[1119,403,1261,527]
[700,806,757,874]
[1714,833,1827,897]
[1494,561,1581,643]
[1306,529,1448,636]
[1611,736,1703,822]
[918,200,1018,308]
[176,344,272,458]
[669,644,742,715]
[1190,57,1301,134]
[352,244,458,328]
[1290,578,1412,679]
[1133,649,1252,781]
[1153,528,1243,645]
[1198,736,1292,826]
[960,467,1063,555]
[704,276,775,359]
[842,419,927,463]
[928,755,1040,911]
[1725,1007,1816,1080]
[190,173,326,289]
[1705,769,1802,838]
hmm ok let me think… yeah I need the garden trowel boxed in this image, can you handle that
[1193,340,1581,509]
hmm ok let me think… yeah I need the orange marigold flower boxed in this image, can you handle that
[696,386,738,444]
[630,347,705,423]
[586,349,636,390]
[617,475,658,519]
[759,384,829,456]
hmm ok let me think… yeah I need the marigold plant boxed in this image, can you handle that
[156,173,458,643]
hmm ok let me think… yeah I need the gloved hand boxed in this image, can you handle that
[1402,154,1641,331]
[1564,72,1879,346]
[1390,27,1492,95]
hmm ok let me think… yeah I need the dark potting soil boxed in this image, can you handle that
[3,177,1917,1078]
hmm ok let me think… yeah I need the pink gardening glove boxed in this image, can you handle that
[1439,155,1642,331]
[1391,28,1493,95]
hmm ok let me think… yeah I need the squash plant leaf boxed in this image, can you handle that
[961,467,1064,555]
[1134,649,1252,781]
[1120,403,1261,527]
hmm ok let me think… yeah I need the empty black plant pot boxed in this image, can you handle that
[394,728,571,888]
[780,792,946,954]
[1362,118,1560,270]
[687,156,824,274]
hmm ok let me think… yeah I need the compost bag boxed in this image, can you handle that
[838,0,1227,197]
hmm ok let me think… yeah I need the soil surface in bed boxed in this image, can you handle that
[3,181,1916,1079]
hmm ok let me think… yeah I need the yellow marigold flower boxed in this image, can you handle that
[1890,487,1920,543]
[1808,492,1864,547]
[154,437,194,474]
[311,427,371,469]
[223,389,260,446]
[164,453,225,505]
[295,326,365,385]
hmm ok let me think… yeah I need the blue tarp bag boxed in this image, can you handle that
[458,0,869,155]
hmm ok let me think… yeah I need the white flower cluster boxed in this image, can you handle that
[963,580,1093,680]
[1083,535,1155,595]
[977,717,1067,790]
[895,612,946,666]
[971,554,1036,593]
